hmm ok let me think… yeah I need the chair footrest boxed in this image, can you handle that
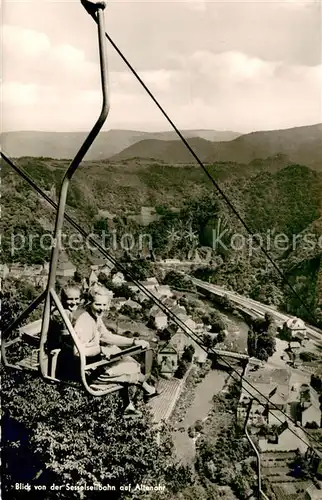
[17,350,39,371]
[90,383,123,392]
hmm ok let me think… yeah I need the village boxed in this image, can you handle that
[234,313,322,500]
[2,253,322,500]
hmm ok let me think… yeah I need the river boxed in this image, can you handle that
[172,368,228,465]
[171,312,249,465]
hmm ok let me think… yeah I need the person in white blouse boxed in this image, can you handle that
[73,285,159,415]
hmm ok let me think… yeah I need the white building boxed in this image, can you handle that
[157,343,178,379]
[305,484,322,500]
[111,297,127,311]
[301,388,321,428]
[171,332,187,356]
[124,299,142,310]
[89,270,98,287]
[112,272,126,286]
[283,317,307,340]
[0,264,10,279]
[56,261,76,278]
[150,305,168,330]
[155,284,173,298]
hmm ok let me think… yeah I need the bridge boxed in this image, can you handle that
[189,277,322,344]
[213,349,249,361]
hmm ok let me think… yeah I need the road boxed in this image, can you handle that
[190,277,322,344]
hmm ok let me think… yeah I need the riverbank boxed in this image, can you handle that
[167,308,250,465]
[170,366,229,465]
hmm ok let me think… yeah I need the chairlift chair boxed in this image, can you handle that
[1,0,152,396]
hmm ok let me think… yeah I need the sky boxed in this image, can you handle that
[1,0,322,133]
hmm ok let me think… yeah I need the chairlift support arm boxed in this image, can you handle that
[39,1,110,378]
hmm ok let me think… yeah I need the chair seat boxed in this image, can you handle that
[19,320,41,347]
[19,319,42,336]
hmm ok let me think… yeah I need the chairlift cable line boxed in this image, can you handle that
[1,151,321,451]
[81,11,320,328]
[1,150,321,453]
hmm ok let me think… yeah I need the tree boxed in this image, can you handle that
[116,284,136,300]
[194,420,203,433]
[254,283,285,307]
[93,218,108,233]
[247,316,276,361]
[97,274,115,290]
[175,359,190,379]
[291,451,314,479]
[97,275,135,301]
[119,304,141,320]
[216,331,226,343]
[163,271,190,291]
[1,278,43,333]
[210,318,225,334]
[74,270,82,284]
[218,294,233,311]
[124,260,152,281]
[182,345,195,363]
[231,473,249,498]
[202,334,216,351]
[2,370,191,499]
[311,374,322,394]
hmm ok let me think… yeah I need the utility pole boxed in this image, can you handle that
[244,400,270,500]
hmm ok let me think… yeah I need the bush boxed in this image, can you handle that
[182,345,195,363]
[194,420,203,432]
[300,352,318,362]
[218,294,234,311]
[124,259,152,281]
[119,304,140,320]
[164,271,190,290]
[188,426,195,438]
[311,374,322,394]
[175,359,190,379]
[216,331,226,343]
[305,421,319,429]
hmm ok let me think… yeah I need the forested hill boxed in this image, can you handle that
[2,154,322,326]
[1,128,240,161]
[3,124,321,168]
[111,123,322,170]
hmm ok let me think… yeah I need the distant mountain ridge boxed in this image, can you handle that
[111,137,217,164]
[1,129,240,161]
[111,123,322,170]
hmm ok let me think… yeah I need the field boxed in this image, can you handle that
[271,481,311,500]
[261,452,312,500]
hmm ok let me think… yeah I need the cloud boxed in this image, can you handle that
[2,24,99,90]
[188,51,279,82]
[280,0,318,8]
[1,82,38,106]
[2,23,321,133]
[183,0,207,12]
[109,69,179,94]
[2,25,51,56]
